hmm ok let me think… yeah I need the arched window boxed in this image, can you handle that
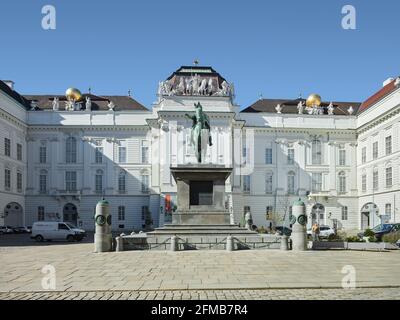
[312,140,322,165]
[66,137,77,163]
[95,169,103,194]
[338,171,346,193]
[39,169,48,194]
[287,171,295,194]
[265,172,273,194]
[118,170,126,193]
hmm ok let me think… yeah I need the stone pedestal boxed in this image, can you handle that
[170,165,232,225]
[144,165,265,250]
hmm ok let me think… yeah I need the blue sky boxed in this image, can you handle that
[0,0,399,109]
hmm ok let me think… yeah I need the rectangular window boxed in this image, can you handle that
[362,174,367,192]
[265,173,273,194]
[65,171,77,192]
[4,169,11,190]
[265,148,273,165]
[372,142,378,160]
[118,174,126,193]
[243,175,251,193]
[242,147,248,165]
[185,135,194,155]
[141,206,149,220]
[118,206,125,221]
[362,147,366,164]
[312,173,322,192]
[141,175,149,193]
[66,137,77,163]
[141,141,149,164]
[339,175,346,193]
[287,149,294,165]
[385,204,392,218]
[266,206,273,221]
[385,136,392,156]
[95,174,103,194]
[95,147,103,164]
[17,172,22,192]
[342,207,348,221]
[118,146,126,163]
[17,143,22,161]
[39,174,47,194]
[4,138,10,157]
[339,149,346,166]
[386,167,393,188]
[38,206,45,221]
[312,140,322,165]
[287,174,295,194]
[39,146,47,163]
[373,170,379,190]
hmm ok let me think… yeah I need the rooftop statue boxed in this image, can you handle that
[185,102,213,163]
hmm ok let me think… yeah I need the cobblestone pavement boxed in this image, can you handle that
[1,242,399,299]
[1,288,400,300]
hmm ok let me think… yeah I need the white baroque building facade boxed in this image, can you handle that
[0,67,399,232]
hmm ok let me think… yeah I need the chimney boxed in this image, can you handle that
[383,78,394,87]
[3,80,15,90]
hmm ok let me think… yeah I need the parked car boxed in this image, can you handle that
[307,225,335,238]
[0,226,14,234]
[275,226,292,236]
[31,222,86,242]
[13,226,31,234]
[358,223,400,241]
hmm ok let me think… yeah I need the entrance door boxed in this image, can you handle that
[4,203,23,226]
[63,203,78,226]
[360,203,378,230]
[311,204,325,225]
[361,212,370,230]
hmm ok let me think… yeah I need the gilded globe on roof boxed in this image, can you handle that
[306,93,322,107]
[65,88,82,102]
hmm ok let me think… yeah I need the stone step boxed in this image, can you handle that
[148,224,258,236]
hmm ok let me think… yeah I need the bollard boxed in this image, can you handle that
[226,236,234,252]
[280,235,289,251]
[94,199,112,253]
[291,199,308,251]
[170,236,178,252]
[115,236,124,252]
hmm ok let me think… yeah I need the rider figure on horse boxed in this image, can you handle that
[185,102,213,163]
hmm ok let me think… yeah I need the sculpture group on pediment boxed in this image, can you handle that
[158,75,234,97]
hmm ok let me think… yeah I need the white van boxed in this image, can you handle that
[31,222,86,242]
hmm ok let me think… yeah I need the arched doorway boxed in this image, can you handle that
[311,203,325,225]
[4,203,23,226]
[361,203,378,230]
[63,203,78,226]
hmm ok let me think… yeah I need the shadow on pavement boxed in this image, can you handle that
[0,233,94,247]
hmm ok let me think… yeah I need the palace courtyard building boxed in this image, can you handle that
[0,66,399,232]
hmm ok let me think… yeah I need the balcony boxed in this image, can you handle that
[54,189,82,202]
[308,190,331,201]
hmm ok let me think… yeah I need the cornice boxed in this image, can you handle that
[0,108,27,130]
[357,103,400,135]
